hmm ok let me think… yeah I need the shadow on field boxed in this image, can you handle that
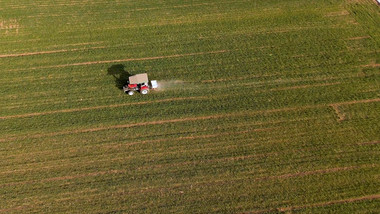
[107,64,131,90]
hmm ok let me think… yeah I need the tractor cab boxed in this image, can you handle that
[123,73,157,95]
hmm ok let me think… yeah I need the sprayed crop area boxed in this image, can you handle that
[0,0,379,213]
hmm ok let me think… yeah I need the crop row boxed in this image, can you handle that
[0,0,379,213]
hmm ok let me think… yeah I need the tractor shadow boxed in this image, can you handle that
[107,64,131,90]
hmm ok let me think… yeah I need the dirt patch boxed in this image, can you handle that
[0,19,20,34]
[330,104,346,121]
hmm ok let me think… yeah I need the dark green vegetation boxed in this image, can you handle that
[1,0,379,213]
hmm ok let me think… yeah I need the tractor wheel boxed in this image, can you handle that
[141,89,149,95]
[128,91,134,96]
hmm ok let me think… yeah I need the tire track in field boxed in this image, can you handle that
[0,169,126,188]
[32,164,375,206]
[329,98,380,121]
[0,96,208,120]
[0,106,316,143]
[0,156,367,189]
[324,10,350,17]
[0,205,28,213]
[333,98,380,105]
[0,145,275,187]
[4,120,344,178]
[21,49,229,70]
[357,141,380,145]
[245,194,380,214]
[361,63,380,68]
[103,128,267,149]
[0,129,356,187]
[0,70,318,103]
[347,35,371,40]
[5,116,323,166]
[128,165,375,196]
[0,76,347,118]
[0,46,106,58]
[269,82,341,91]
[0,126,359,183]
[0,114,230,142]
[0,126,279,175]
[134,150,280,173]
[0,129,364,199]
[132,1,245,11]
[2,98,379,142]
[3,117,334,177]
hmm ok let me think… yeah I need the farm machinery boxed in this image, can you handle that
[123,73,158,95]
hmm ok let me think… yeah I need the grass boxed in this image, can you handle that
[0,0,379,213]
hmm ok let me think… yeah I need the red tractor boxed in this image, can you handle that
[123,73,158,95]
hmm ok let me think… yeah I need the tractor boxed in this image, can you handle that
[123,73,158,95]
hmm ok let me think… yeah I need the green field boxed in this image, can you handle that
[1,0,379,213]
